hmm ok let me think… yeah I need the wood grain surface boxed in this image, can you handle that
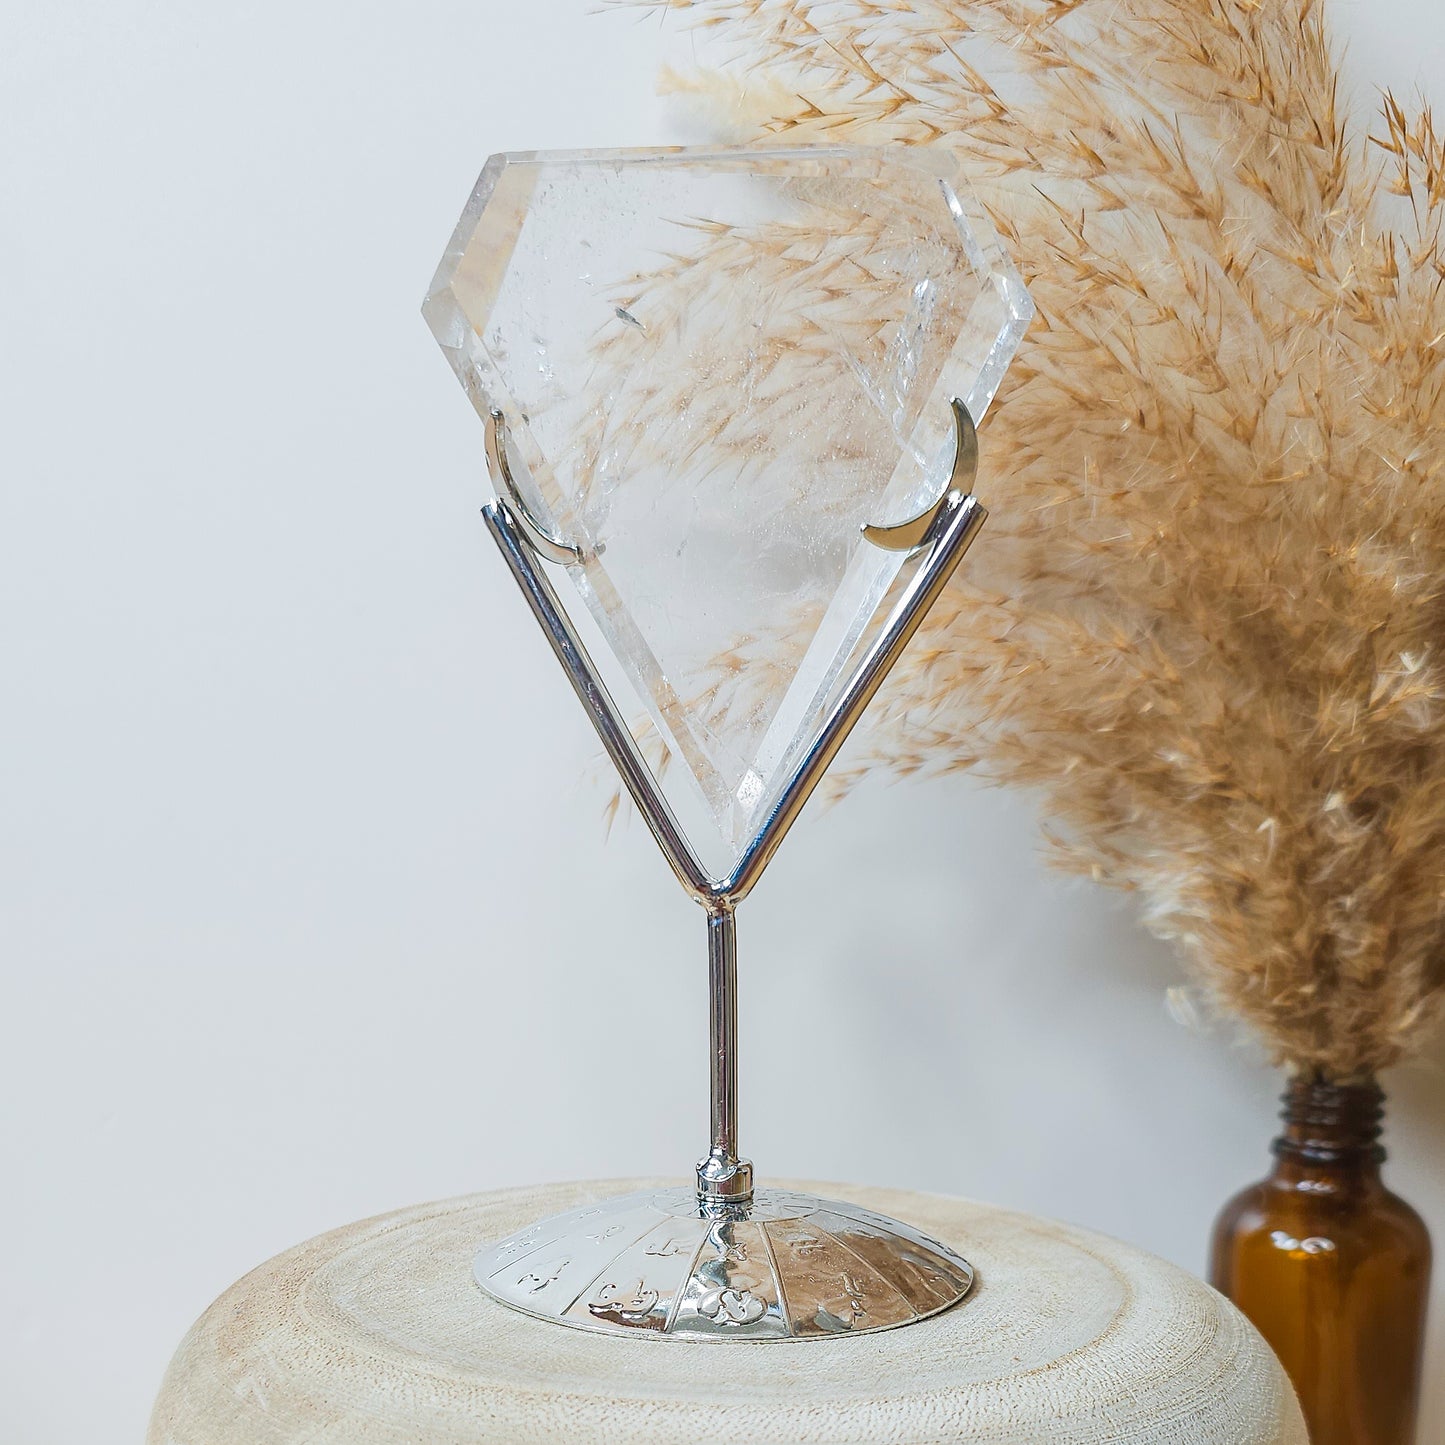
[148,1179,1306,1444]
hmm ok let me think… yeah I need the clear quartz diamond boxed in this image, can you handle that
[425,147,1033,879]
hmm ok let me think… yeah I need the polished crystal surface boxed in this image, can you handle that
[425,147,1032,876]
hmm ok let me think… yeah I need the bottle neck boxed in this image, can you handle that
[1270,1074,1385,1185]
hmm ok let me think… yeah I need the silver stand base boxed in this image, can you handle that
[474,1186,975,1340]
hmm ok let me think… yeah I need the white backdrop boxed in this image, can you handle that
[3,3,1443,1441]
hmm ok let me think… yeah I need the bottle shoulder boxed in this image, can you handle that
[1213,1170,1430,1256]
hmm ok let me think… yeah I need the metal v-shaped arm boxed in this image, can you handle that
[480,397,987,911]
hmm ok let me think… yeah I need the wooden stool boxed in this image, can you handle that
[148,1179,1306,1443]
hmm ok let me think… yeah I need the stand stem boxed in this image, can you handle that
[709,907,739,1162]
[697,904,753,1205]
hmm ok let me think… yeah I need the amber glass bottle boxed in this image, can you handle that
[1209,1075,1431,1445]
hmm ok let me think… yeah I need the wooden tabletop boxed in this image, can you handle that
[148,1179,1305,1444]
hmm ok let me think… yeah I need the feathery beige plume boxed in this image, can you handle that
[610,0,1445,1079]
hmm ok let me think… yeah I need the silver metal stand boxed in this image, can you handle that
[473,400,988,1339]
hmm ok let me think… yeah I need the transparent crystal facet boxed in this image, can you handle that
[425,146,1033,879]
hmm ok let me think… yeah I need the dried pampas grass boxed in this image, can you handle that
[616,0,1445,1079]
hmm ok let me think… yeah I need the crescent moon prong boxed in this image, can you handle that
[485,407,584,567]
[862,397,980,554]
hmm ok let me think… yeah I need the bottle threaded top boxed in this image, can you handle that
[1273,1074,1385,1167]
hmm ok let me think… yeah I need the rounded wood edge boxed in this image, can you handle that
[148,1179,1307,1445]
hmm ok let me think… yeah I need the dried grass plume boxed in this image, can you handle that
[616,0,1445,1079]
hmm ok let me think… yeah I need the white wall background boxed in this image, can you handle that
[2,2,1443,1441]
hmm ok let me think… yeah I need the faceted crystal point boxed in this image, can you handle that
[425,146,1033,879]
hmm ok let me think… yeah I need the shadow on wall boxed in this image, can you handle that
[1386,1024,1445,1434]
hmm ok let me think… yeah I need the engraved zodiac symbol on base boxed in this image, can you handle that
[495,1229,544,1259]
[588,1280,661,1325]
[516,1258,570,1294]
[697,1286,766,1326]
[813,1273,871,1332]
[840,1272,869,1320]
